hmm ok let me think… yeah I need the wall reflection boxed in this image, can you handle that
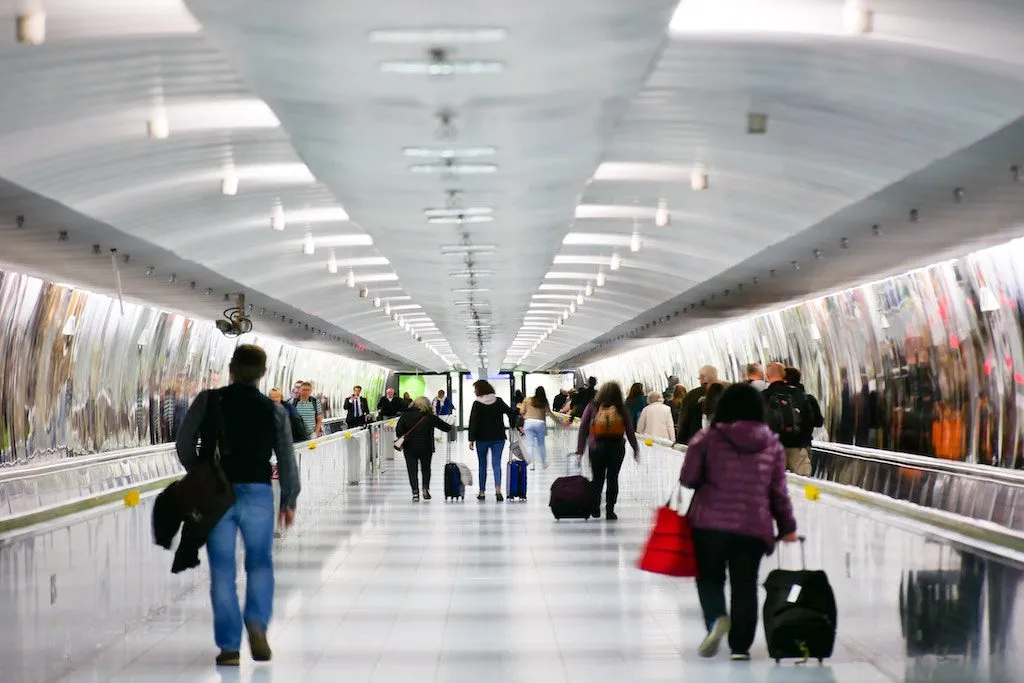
[582,236,1024,469]
[0,270,388,466]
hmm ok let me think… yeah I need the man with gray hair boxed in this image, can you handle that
[745,363,768,391]
[675,365,719,445]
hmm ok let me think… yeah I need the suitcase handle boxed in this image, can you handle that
[776,535,808,569]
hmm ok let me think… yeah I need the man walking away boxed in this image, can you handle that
[745,363,768,392]
[676,366,718,445]
[176,344,300,666]
[344,385,370,428]
[785,366,825,472]
[570,377,598,417]
[763,362,815,475]
[292,382,322,438]
[664,375,680,404]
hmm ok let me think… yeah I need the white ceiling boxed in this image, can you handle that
[3,1,1024,375]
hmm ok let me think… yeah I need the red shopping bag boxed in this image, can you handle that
[637,491,697,577]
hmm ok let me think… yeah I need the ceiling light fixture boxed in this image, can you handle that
[359,286,369,299]
[691,163,709,190]
[654,199,670,227]
[449,270,496,277]
[147,113,169,140]
[569,301,577,314]
[610,253,622,271]
[221,168,239,196]
[369,27,507,43]
[327,249,338,274]
[842,1,874,35]
[384,301,392,315]
[585,283,595,297]
[270,203,285,231]
[410,163,498,174]
[345,270,356,288]
[428,215,494,225]
[425,207,494,218]
[441,244,497,255]
[16,12,46,45]
[629,232,641,253]
[576,293,585,305]
[373,297,382,308]
[380,59,505,76]
[407,147,497,159]
[302,232,315,256]
[596,271,606,287]
[452,287,491,293]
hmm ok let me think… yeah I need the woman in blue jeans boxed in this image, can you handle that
[467,379,518,502]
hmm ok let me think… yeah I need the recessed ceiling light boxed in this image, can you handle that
[410,163,498,174]
[407,148,497,159]
[380,60,505,75]
[369,28,507,44]
[441,244,497,254]
[428,215,494,224]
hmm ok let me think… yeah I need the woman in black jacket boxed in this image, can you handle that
[395,396,453,501]
[467,380,518,502]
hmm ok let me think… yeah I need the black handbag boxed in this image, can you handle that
[171,390,236,535]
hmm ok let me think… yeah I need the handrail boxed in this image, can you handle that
[0,424,371,484]
[553,411,1024,486]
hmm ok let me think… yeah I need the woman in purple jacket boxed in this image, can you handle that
[680,382,799,661]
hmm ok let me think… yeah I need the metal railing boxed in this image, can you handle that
[0,425,377,533]
[553,412,1024,546]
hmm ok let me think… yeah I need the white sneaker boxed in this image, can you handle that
[698,616,730,658]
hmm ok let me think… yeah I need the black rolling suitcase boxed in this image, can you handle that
[549,454,592,520]
[443,444,465,501]
[762,537,837,663]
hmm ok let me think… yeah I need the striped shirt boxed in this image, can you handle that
[293,398,320,436]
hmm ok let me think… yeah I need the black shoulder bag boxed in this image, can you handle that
[171,389,236,536]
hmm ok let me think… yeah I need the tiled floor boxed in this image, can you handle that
[25,436,1024,682]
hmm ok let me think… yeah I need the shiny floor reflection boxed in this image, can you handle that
[18,442,1024,683]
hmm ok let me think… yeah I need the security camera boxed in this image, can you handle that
[217,294,253,337]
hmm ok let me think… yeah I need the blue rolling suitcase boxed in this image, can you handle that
[443,444,465,501]
[507,459,528,501]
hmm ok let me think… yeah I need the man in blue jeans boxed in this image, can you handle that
[176,344,300,666]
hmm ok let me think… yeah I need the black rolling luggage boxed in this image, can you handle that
[762,537,837,663]
[549,454,592,520]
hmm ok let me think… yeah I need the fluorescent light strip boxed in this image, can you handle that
[356,273,400,283]
[425,207,494,218]
[408,148,497,159]
[369,28,507,43]
[441,244,498,254]
[562,232,632,246]
[380,60,505,75]
[410,163,498,174]
[453,288,491,293]
[428,216,494,224]
[449,270,496,277]
[335,256,390,267]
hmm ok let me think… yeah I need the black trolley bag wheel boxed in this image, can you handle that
[762,536,837,664]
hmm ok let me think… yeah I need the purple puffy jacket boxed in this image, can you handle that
[680,420,797,553]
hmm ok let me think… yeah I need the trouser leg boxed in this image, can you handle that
[726,535,766,654]
[421,452,432,491]
[404,452,420,492]
[604,444,626,510]
[237,484,276,631]
[692,528,729,633]
[206,498,242,651]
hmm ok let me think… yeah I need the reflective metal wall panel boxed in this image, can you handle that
[0,270,388,466]
[582,236,1024,469]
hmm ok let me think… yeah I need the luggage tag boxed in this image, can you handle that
[786,584,803,603]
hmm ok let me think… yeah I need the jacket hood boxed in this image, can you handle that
[710,421,778,453]
[476,394,498,406]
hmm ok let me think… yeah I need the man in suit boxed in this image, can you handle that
[344,385,371,428]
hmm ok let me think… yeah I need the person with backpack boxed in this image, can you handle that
[291,381,322,439]
[575,382,640,520]
[785,366,825,467]
[763,363,818,475]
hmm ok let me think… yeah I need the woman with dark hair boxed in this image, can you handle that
[575,382,640,520]
[520,386,562,469]
[700,382,726,429]
[626,382,647,426]
[395,397,453,502]
[680,382,799,661]
[669,384,688,428]
[468,380,518,501]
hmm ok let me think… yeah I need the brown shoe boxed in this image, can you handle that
[246,623,272,662]
[216,650,240,666]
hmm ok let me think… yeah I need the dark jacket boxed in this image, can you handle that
[343,395,370,426]
[763,381,822,448]
[378,395,405,419]
[395,408,453,454]
[468,395,516,442]
[570,386,596,416]
[152,481,210,573]
[675,386,707,445]
[681,421,797,553]
[552,392,569,413]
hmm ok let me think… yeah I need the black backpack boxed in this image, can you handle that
[767,389,803,437]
